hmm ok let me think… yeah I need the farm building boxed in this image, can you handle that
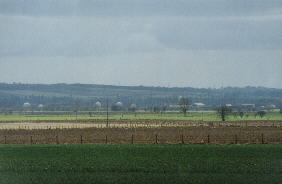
[241,104,256,111]
[23,102,31,108]
[193,103,206,110]
[193,103,205,106]
[95,101,102,110]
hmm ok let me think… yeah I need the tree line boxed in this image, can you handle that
[0,83,282,111]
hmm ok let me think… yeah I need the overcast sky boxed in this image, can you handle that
[0,0,281,88]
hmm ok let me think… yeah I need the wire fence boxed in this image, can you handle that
[1,133,282,145]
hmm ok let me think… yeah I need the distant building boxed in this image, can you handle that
[193,103,205,106]
[225,104,232,107]
[95,101,102,110]
[111,102,123,111]
[23,102,31,108]
[241,104,255,111]
[193,102,206,110]
[258,106,265,110]
[116,102,123,107]
[38,104,44,109]
[130,104,137,109]
[266,104,276,109]
[129,104,137,111]
[178,96,183,101]
[241,104,255,107]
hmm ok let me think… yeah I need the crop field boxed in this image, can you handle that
[0,144,282,184]
[1,125,282,144]
[0,111,281,122]
[1,119,282,130]
[0,113,281,183]
[1,112,282,144]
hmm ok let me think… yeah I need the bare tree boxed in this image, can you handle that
[178,97,191,117]
[232,112,238,119]
[74,100,80,121]
[256,111,266,118]
[153,105,160,113]
[217,105,232,121]
[239,111,244,119]
[128,104,137,112]
[161,104,168,116]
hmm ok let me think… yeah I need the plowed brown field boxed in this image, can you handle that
[1,120,282,144]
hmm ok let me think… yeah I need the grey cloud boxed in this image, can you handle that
[0,0,281,17]
[0,15,281,58]
[0,16,164,57]
[154,19,282,50]
[0,0,281,88]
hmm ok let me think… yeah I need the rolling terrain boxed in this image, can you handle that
[0,83,282,110]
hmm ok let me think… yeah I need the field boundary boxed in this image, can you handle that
[1,120,282,130]
[1,132,281,145]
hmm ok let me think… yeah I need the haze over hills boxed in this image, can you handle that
[0,83,281,111]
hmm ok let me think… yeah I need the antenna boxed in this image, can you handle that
[150,90,153,112]
[106,97,109,128]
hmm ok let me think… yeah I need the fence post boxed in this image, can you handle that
[56,135,59,144]
[181,134,184,144]
[261,133,264,144]
[30,136,33,144]
[4,136,6,144]
[155,134,158,144]
[235,135,238,144]
[131,134,134,144]
[80,135,83,144]
[105,135,108,144]
[207,134,210,144]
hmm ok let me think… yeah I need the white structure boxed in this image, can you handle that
[193,103,205,106]
[241,104,256,111]
[178,96,183,101]
[241,104,255,108]
[266,104,276,109]
[38,104,44,110]
[130,104,137,109]
[95,101,102,109]
[116,102,123,107]
[23,102,31,108]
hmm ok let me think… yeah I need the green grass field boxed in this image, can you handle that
[0,111,282,121]
[0,144,282,184]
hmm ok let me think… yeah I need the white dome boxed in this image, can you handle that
[95,101,102,107]
[116,102,123,107]
[23,102,31,108]
[130,104,137,108]
[38,104,44,108]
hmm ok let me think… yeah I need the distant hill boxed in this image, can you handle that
[0,83,281,111]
